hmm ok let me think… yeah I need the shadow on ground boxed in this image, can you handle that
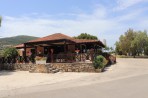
[102,62,117,72]
[0,70,16,76]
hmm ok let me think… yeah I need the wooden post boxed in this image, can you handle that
[94,44,96,53]
[80,44,82,61]
[24,43,27,63]
[64,40,67,62]
[35,46,37,56]
[50,49,54,63]
[64,40,67,53]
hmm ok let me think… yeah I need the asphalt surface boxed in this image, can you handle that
[1,58,148,98]
[8,74,148,98]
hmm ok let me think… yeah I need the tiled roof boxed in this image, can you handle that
[75,39,98,43]
[75,39,104,46]
[14,44,24,48]
[28,33,75,43]
[15,33,105,48]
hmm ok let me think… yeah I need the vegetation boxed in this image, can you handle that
[0,35,38,45]
[115,29,148,57]
[104,46,114,53]
[74,33,98,40]
[3,47,18,58]
[0,35,38,55]
[93,55,108,69]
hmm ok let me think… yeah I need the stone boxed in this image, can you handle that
[0,62,99,73]
[68,68,72,72]
[95,68,102,72]
[34,64,48,73]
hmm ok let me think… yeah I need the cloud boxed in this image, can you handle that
[1,10,118,39]
[115,0,148,10]
[0,1,148,47]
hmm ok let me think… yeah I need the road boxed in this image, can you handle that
[8,74,148,98]
[1,58,148,98]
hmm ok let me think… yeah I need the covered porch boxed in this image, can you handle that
[15,33,105,63]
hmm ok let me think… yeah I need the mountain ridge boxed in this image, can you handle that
[0,35,39,46]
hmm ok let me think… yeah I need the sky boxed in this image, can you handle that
[0,0,148,47]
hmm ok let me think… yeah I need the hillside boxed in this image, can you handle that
[0,35,39,46]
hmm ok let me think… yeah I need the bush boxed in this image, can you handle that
[93,55,108,69]
[3,47,18,58]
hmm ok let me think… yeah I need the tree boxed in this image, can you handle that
[115,33,131,55]
[144,46,148,55]
[110,47,114,53]
[74,33,98,40]
[131,31,148,56]
[3,47,18,58]
[115,41,122,55]
[115,29,148,56]
[103,46,115,54]
[122,29,136,55]
[104,46,110,52]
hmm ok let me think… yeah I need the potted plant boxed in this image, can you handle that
[35,56,47,64]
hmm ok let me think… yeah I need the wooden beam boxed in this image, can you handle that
[25,39,75,45]
[64,40,67,53]
[24,43,27,63]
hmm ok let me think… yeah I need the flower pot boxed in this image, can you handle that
[36,60,46,64]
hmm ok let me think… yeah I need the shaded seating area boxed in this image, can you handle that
[15,33,105,63]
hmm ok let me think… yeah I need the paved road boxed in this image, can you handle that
[2,58,148,98]
[8,74,148,98]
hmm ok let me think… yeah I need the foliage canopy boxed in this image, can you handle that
[93,55,107,69]
[74,33,98,40]
[115,29,148,56]
[3,47,18,58]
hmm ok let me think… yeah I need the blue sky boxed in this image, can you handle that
[0,0,148,47]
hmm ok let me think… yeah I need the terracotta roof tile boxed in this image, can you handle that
[15,33,104,47]
[14,44,24,48]
[75,39,98,43]
[75,39,105,47]
[28,33,75,43]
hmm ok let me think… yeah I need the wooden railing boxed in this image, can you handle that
[0,52,101,64]
[52,52,99,63]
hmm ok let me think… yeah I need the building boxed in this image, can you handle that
[15,33,105,63]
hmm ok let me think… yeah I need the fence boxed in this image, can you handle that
[0,52,101,64]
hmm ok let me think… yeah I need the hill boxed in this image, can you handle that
[0,35,39,46]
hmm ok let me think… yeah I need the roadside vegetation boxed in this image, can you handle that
[93,55,108,69]
[115,29,148,57]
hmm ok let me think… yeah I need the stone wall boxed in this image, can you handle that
[0,63,31,71]
[50,63,97,72]
[0,63,101,73]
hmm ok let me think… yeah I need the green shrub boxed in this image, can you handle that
[93,55,107,69]
[3,47,18,58]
